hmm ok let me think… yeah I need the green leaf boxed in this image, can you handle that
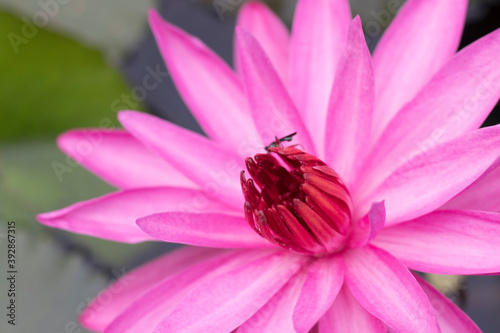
[0,10,144,142]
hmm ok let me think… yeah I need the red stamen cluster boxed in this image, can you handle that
[240,145,352,255]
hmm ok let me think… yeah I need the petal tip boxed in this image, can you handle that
[36,213,52,225]
[148,8,162,25]
[56,129,81,154]
[239,0,270,17]
[148,10,187,46]
[135,216,148,229]
[352,15,362,25]
[37,213,69,231]
[37,209,66,225]
[78,309,102,332]
[240,0,263,10]
[117,110,141,127]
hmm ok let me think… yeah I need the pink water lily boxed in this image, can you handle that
[38,0,500,332]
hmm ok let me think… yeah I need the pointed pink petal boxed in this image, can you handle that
[444,164,500,211]
[289,0,351,154]
[137,212,273,248]
[235,1,289,85]
[362,27,500,195]
[372,0,467,139]
[372,210,500,275]
[413,274,481,333]
[238,271,307,332]
[293,256,344,333]
[343,245,439,332]
[153,251,308,333]
[57,129,196,189]
[319,283,385,333]
[80,246,226,332]
[347,201,385,248]
[37,187,234,243]
[358,124,500,226]
[105,249,267,333]
[148,10,260,151]
[325,16,374,186]
[236,28,315,154]
[118,111,244,209]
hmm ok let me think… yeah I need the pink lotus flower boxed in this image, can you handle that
[38,0,500,332]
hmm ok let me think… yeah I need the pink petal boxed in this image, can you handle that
[444,163,500,211]
[319,283,385,333]
[361,27,500,195]
[148,10,260,151]
[289,0,351,155]
[238,271,307,332]
[347,201,385,248]
[80,246,225,332]
[118,111,244,209]
[57,129,196,189]
[343,245,439,332]
[236,28,315,154]
[235,1,289,85]
[372,210,500,275]
[325,16,374,186]
[372,0,468,139]
[358,123,500,226]
[105,249,267,333]
[137,212,273,248]
[413,274,481,333]
[153,250,308,333]
[293,256,344,333]
[37,187,234,243]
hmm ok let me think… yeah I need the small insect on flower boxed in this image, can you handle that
[265,132,297,152]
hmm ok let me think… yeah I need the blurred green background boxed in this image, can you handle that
[0,0,499,332]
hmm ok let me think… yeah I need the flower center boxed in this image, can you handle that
[240,144,352,255]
